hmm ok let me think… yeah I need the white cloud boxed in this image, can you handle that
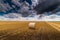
[42,14,60,21]
[0,13,60,21]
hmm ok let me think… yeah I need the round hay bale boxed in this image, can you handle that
[28,22,36,29]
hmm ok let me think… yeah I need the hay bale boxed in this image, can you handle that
[29,22,36,29]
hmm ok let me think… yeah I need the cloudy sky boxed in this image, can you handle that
[0,12,60,21]
[0,0,60,21]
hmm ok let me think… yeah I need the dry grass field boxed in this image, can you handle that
[0,21,60,40]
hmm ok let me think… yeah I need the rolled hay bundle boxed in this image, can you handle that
[28,22,36,29]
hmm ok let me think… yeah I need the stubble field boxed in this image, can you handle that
[0,21,60,40]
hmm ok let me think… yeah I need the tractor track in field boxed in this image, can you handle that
[0,21,60,40]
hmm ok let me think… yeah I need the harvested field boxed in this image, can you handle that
[0,21,60,40]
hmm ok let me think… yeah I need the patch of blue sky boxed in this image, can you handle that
[44,12,53,16]
[44,11,60,16]
[0,12,5,16]
[56,12,60,16]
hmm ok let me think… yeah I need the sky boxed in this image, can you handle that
[0,0,60,21]
[0,12,60,21]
